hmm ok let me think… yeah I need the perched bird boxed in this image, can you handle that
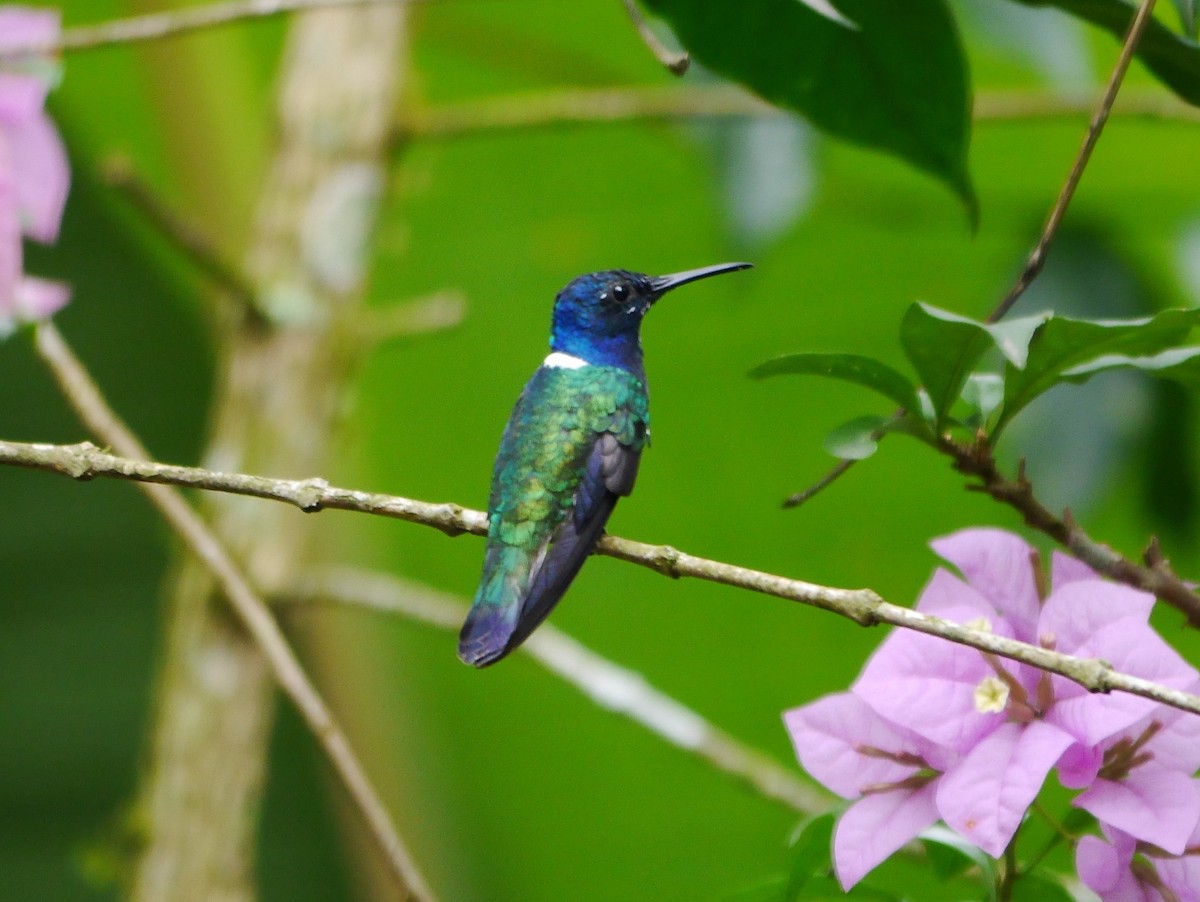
[459,262,752,667]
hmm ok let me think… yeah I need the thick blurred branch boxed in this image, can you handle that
[288,567,829,814]
[31,326,431,900]
[110,5,418,901]
[4,437,1200,720]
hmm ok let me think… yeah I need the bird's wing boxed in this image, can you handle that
[507,432,641,651]
[459,366,647,666]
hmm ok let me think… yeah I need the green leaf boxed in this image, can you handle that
[751,352,923,412]
[786,813,835,899]
[899,303,1043,429]
[1175,0,1200,36]
[1009,873,1075,902]
[1061,345,1200,384]
[961,373,1005,426]
[639,0,976,216]
[823,415,887,459]
[919,827,996,899]
[1012,0,1200,104]
[995,309,1200,437]
[796,0,858,29]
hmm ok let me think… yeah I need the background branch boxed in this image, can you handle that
[4,435,1199,720]
[31,326,431,900]
[398,86,1199,142]
[288,567,829,814]
[14,0,405,55]
[102,155,262,319]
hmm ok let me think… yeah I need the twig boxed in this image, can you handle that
[10,0,401,55]
[622,0,689,75]
[782,458,856,509]
[400,85,768,139]
[947,438,1200,628]
[783,0,1161,509]
[30,325,433,902]
[102,156,262,320]
[358,290,467,345]
[991,0,1159,322]
[400,85,1199,141]
[288,568,830,813]
[3,435,1200,720]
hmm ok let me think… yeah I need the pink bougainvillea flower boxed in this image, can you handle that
[783,692,954,889]
[0,5,70,334]
[853,529,1197,857]
[1077,821,1200,902]
[1062,690,1200,855]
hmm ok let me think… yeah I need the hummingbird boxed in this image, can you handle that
[459,262,752,667]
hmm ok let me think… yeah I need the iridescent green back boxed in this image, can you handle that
[488,364,649,550]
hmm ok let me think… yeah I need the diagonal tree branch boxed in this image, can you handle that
[3,434,1199,721]
[946,437,1200,627]
[288,567,830,814]
[32,324,432,900]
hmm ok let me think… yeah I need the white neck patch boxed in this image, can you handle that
[543,351,589,369]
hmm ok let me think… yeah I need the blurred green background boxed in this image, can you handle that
[3,0,1199,899]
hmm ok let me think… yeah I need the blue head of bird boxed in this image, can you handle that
[549,262,753,374]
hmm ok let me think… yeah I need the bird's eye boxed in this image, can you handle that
[611,282,629,301]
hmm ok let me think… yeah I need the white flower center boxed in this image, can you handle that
[974,675,1009,713]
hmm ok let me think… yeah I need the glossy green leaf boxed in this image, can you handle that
[961,373,1005,426]
[824,415,887,459]
[899,303,1043,428]
[1061,345,1200,385]
[797,0,858,29]
[1013,0,1200,104]
[995,309,1200,437]
[639,0,976,215]
[751,352,924,414]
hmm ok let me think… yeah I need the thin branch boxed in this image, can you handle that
[947,438,1200,628]
[102,156,263,321]
[17,0,401,55]
[4,435,1200,720]
[288,567,830,814]
[782,457,855,509]
[400,85,1199,141]
[400,85,765,139]
[30,325,433,902]
[622,0,689,75]
[358,290,467,345]
[990,0,1159,323]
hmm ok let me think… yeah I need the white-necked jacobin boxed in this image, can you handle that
[459,262,753,667]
